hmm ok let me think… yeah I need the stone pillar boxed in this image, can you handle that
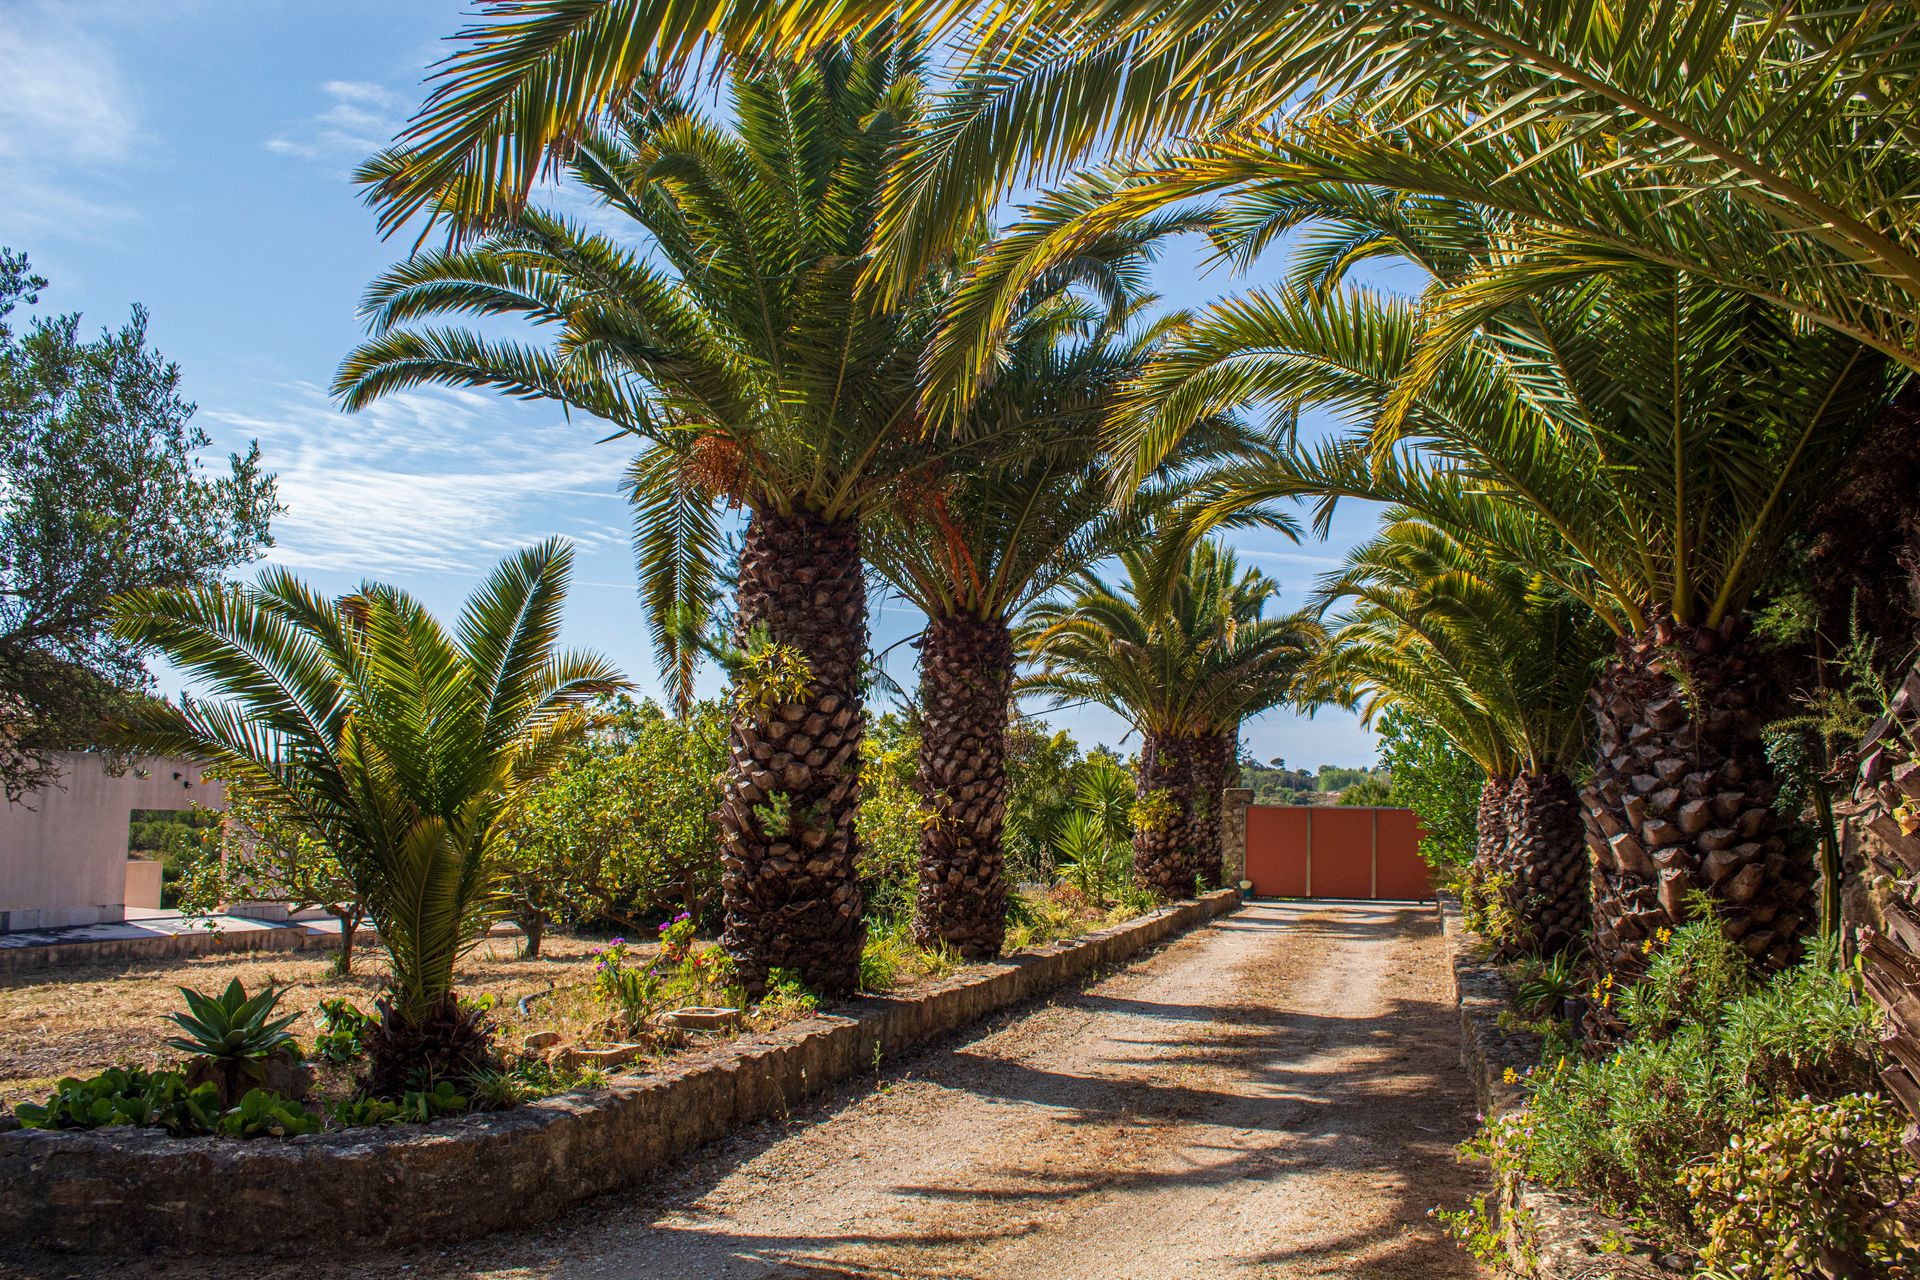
[1221,788,1254,888]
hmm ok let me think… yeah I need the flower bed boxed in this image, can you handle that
[0,890,1238,1256]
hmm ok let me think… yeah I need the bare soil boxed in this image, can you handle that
[2,900,1491,1279]
[0,934,610,1106]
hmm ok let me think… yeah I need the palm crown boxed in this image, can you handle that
[1022,539,1322,741]
[338,32,946,703]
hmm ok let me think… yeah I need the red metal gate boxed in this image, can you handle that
[1243,805,1433,900]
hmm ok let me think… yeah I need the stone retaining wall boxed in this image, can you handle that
[1435,893,1673,1279]
[0,924,373,975]
[0,890,1239,1255]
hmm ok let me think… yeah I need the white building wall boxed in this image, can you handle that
[0,753,225,930]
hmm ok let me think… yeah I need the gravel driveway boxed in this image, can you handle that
[10,900,1491,1280]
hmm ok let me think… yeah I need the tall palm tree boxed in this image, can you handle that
[1120,186,1898,970]
[110,540,621,1093]
[866,286,1275,956]
[336,34,963,997]
[1317,516,1609,953]
[1023,539,1324,898]
[356,2,1920,377]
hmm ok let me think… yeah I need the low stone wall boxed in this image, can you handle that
[1435,894,1673,1279]
[0,923,372,975]
[0,890,1239,1255]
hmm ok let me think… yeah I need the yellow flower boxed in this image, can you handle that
[1502,1067,1520,1085]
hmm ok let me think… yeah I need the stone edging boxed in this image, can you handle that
[1435,894,1671,1280]
[0,924,375,974]
[0,890,1239,1256]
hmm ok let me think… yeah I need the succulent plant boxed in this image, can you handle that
[164,979,299,1064]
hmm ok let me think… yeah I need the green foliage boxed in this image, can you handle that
[214,1088,324,1139]
[392,1081,469,1124]
[588,927,742,1041]
[1128,787,1179,837]
[0,249,279,800]
[856,712,928,926]
[1476,924,1880,1243]
[328,1095,405,1128]
[725,625,814,715]
[313,998,373,1066]
[113,539,621,1047]
[163,979,299,1065]
[14,1067,220,1136]
[1376,706,1480,870]
[1432,1196,1518,1269]
[1686,1093,1920,1279]
[1459,864,1526,955]
[1335,776,1391,805]
[759,968,820,1020]
[1513,952,1581,1019]
[496,696,728,940]
[858,922,963,992]
[1003,723,1127,884]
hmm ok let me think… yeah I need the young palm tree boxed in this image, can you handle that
[359,2,1920,376]
[1120,187,1898,969]
[1317,516,1608,953]
[1023,540,1324,898]
[336,35,956,996]
[110,540,621,1093]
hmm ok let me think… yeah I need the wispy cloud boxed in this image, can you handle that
[203,383,633,578]
[265,80,405,167]
[0,5,139,237]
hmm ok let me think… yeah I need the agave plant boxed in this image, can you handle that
[163,979,303,1105]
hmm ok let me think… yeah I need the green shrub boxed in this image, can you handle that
[1686,1094,1919,1278]
[14,1067,220,1136]
[313,998,372,1065]
[1474,922,1879,1242]
[1514,952,1582,1017]
[215,1088,323,1138]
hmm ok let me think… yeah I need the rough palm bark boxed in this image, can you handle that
[1847,662,1920,1161]
[1474,776,1512,879]
[716,511,867,997]
[913,614,1014,959]
[1580,611,1809,976]
[1132,731,1231,898]
[1188,732,1233,891]
[1502,771,1589,955]
[1133,733,1198,899]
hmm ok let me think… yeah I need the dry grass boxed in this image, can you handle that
[0,891,1153,1111]
[0,933,620,1108]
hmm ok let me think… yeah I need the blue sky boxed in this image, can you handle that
[3,0,1390,768]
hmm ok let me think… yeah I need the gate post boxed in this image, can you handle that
[1221,788,1254,887]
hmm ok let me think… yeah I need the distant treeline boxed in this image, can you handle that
[1237,756,1388,805]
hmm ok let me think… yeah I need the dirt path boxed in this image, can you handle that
[9,901,1491,1280]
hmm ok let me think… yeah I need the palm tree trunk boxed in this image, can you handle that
[1133,732,1229,899]
[1188,731,1232,890]
[1502,772,1589,955]
[1474,775,1511,874]
[1581,610,1810,976]
[912,613,1013,959]
[716,511,867,997]
[1133,732,1194,899]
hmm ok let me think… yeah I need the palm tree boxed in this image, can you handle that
[864,282,1272,955]
[1120,186,1898,970]
[355,2,1920,377]
[110,540,621,1094]
[336,34,961,997]
[1023,539,1324,899]
[1317,516,1609,954]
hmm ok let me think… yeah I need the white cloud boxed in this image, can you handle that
[0,5,139,236]
[202,383,633,578]
[265,80,406,166]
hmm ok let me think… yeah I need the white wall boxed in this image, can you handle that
[0,753,225,930]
